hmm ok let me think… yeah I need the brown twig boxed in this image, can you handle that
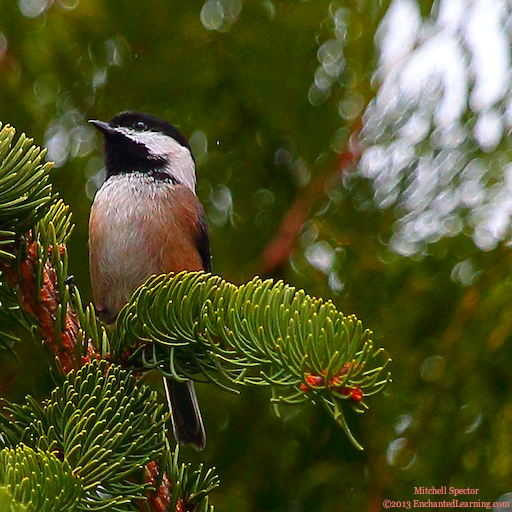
[143,461,173,512]
[142,461,198,512]
[1,239,98,374]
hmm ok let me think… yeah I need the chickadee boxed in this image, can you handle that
[88,111,209,450]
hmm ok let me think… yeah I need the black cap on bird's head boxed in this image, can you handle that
[89,111,196,189]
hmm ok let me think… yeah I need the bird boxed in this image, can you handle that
[88,111,209,450]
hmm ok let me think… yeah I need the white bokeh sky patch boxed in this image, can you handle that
[360,0,512,254]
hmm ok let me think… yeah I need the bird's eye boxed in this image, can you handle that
[134,121,147,130]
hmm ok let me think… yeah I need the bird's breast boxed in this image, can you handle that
[89,174,196,321]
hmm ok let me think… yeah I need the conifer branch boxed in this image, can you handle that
[0,444,82,511]
[0,361,217,511]
[111,271,391,450]
[0,123,55,254]
[0,121,98,372]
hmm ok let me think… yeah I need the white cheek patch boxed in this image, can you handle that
[117,126,197,191]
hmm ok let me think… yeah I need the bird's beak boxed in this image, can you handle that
[89,119,115,136]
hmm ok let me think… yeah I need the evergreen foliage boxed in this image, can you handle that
[0,123,54,261]
[112,271,391,450]
[0,445,82,511]
[0,361,219,511]
[0,122,57,352]
[0,362,166,510]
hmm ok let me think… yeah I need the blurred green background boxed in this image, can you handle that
[2,0,512,510]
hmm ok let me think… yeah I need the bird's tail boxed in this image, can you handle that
[163,377,206,451]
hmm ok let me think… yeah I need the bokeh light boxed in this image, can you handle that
[359,0,512,254]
